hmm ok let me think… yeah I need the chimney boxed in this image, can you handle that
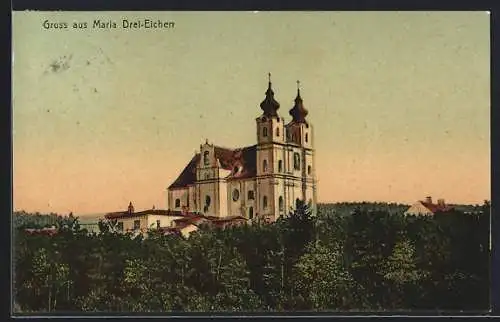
[425,196,432,204]
[437,199,445,207]
[128,201,134,214]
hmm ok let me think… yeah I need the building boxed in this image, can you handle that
[404,196,454,216]
[24,226,58,236]
[167,76,318,222]
[78,215,102,234]
[104,202,249,238]
[104,202,200,233]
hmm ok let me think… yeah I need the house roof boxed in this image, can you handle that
[420,201,454,213]
[168,144,257,189]
[210,216,248,228]
[105,209,200,220]
[24,227,58,236]
[172,214,248,229]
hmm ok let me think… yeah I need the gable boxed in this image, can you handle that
[168,145,257,189]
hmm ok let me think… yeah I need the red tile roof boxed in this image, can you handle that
[171,214,248,230]
[158,214,247,236]
[421,201,454,213]
[168,145,257,189]
[210,216,248,228]
[227,145,257,180]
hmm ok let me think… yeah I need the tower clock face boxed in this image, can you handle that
[232,189,240,201]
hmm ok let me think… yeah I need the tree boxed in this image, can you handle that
[294,242,367,310]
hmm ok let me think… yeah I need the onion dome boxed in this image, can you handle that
[260,73,280,117]
[289,80,309,123]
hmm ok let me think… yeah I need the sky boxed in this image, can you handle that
[12,11,490,215]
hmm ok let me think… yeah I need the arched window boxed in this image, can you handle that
[232,189,240,202]
[276,127,280,137]
[205,196,211,207]
[263,196,268,209]
[203,151,210,166]
[305,133,308,143]
[307,165,312,175]
[293,153,301,170]
[279,196,284,211]
[278,160,283,172]
[249,207,254,219]
[263,160,268,172]
[175,199,181,208]
[263,127,268,137]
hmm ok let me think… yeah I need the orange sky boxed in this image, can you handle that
[13,11,490,215]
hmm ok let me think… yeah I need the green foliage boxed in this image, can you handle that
[13,202,490,313]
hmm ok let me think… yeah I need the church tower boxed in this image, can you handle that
[284,81,317,215]
[255,74,287,221]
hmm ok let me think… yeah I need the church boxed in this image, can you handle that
[167,75,317,222]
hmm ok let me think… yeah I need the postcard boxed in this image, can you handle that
[12,11,491,314]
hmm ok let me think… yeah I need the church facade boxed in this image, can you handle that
[167,76,317,222]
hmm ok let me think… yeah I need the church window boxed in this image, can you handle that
[205,173,210,180]
[249,207,254,219]
[305,133,308,143]
[279,196,284,211]
[263,127,268,137]
[276,127,280,137]
[293,153,301,170]
[203,151,210,166]
[263,160,268,172]
[175,199,181,208]
[248,190,254,200]
[278,160,283,172]
[133,220,140,230]
[307,165,312,175]
[263,196,268,209]
[232,189,240,202]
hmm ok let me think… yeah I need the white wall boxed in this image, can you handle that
[146,214,184,228]
[169,188,189,210]
[117,215,148,231]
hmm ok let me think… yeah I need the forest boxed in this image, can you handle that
[13,201,490,313]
